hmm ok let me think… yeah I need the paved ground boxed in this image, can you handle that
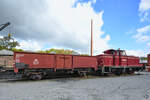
[0,75,150,100]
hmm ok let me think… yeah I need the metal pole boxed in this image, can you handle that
[91,19,93,56]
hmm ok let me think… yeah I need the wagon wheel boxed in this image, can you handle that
[36,74,42,80]
[30,74,42,80]
[29,74,36,80]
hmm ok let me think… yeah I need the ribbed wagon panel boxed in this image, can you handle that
[73,56,97,70]
[14,52,55,69]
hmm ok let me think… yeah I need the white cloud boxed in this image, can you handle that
[137,25,150,33]
[92,0,96,4]
[16,40,42,51]
[129,0,150,57]
[140,12,149,22]
[126,50,147,57]
[47,0,110,55]
[139,0,150,22]
[139,0,150,11]
[133,25,150,43]
[0,36,3,38]
[126,29,135,35]
[0,0,110,55]
[133,33,150,42]
[147,42,150,46]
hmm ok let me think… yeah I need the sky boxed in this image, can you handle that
[0,0,150,56]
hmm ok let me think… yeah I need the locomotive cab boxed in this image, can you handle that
[104,49,127,56]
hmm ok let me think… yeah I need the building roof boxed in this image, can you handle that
[0,49,13,55]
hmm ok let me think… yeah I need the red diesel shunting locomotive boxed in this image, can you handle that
[146,54,150,72]
[13,49,144,80]
[97,49,143,75]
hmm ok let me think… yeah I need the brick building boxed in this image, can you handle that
[0,50,13,68]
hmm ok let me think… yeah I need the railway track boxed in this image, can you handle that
[0,72,138,82]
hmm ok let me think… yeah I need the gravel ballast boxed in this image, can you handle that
[0,75,150,100]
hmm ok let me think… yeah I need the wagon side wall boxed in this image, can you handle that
[73,56,97,70]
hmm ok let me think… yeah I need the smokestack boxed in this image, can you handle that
[91,19,93,56]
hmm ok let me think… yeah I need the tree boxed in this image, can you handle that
[80,54,89,56]
[11,48,24,52]
[0,34,19,50]
[140,57,147,60]
[37,48,79,55]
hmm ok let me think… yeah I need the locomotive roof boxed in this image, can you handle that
[104,49,124,53]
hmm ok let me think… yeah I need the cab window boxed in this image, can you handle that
[117,51,119,56]
[110,51,115,55]
[120,51,126,56]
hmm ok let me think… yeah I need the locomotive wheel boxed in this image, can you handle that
[115,70,121,76]
[126,69,130,74]
[115,69,123,76]
[96,71,101,76]
[115,72,121,76]
[126,70,131,74]
[126,69,134,74]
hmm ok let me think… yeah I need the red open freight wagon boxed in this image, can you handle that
[13,52,97,79]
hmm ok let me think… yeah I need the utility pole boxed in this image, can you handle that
[91,19,93,56]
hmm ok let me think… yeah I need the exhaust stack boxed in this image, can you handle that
[91,19,93,56]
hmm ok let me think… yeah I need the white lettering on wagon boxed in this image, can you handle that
[16,59,20,63]
[33,59,39,65]
[16,54,24,58]
[15,54,24,63]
